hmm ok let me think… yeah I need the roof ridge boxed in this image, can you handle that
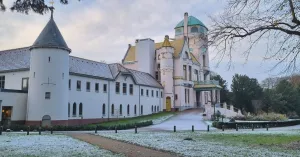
[0,47,30,53]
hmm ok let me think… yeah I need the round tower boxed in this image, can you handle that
[26,10,71,126]
[158,35,174,111]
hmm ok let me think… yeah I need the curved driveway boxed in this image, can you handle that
[141,109,215,131]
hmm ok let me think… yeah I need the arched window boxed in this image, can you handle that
[157,106,159,112]
[141,105,143,115]
[151,105,153,113]
[127,104,130,115]
[120,104,122,115]
[191,26,198,33]
[154,106,156,113]
[68,103,70,117]
[102,104,106,115]
[134,105,137,115]
[72,103,76,117]
[111,104,114,115]
[79,103,83,117]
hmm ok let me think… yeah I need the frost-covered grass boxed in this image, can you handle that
[0,133,122,157]
[97,130,300,157]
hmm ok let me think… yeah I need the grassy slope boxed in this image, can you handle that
[90,112,175,127]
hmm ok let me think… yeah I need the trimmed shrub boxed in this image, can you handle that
[214,120,300,129]
[230,112,288,122]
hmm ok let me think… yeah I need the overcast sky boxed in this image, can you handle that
[0,0,287,88]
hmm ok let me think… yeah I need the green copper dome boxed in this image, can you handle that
[175,16,207,29]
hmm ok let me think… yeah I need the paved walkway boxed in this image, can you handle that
[68,133,180,157]
[140,109,215,131]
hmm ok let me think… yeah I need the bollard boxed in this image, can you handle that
[135,126,137,134]
[174,126,176,132]
[0,126,3,135]
[207,125,210,132]
[50,127,53,134]
[252,124,254,131]
[27,126,30,135]
[266,124,269,131]
[222,125,224,131]
[38,127,41,135]
[236,124,238,131]
[115,126,117,133]
[192,125,194,132]
[95,126,98,134]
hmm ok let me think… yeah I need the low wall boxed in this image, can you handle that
[203,102,243,120]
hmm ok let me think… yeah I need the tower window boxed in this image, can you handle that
[191,26,198,33]
[48,57,51,62]
[62,73,64,79]
[45,92,51,99]
[203,55,206,67]
[33,72,36,78]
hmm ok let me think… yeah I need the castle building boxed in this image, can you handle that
[0,12,222,126]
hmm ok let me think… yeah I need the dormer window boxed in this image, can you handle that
[184,51,189,59]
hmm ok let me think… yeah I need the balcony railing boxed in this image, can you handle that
[194,80,219,85]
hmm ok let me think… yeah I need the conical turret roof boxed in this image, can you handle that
[161,35,172,47]
[31,11,71,52]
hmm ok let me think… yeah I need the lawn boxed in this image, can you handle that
[97,130,300,157]
[91,112,175,127]
[0,133,123,157]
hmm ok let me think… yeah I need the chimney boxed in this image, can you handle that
[184,12,188,37]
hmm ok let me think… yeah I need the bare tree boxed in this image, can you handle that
[209,0,300,73]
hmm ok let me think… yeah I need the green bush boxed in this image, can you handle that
[231,112,288,122]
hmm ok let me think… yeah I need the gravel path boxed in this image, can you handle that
[68,133,180,157]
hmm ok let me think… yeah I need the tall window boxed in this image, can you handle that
[152,105,153,112]
[119,104,122,115]
[79,103,83,116]
[175,94,178,100]
[187,89,190,103]
[129,84,133,95]
[141,89,144,96]
[189,66,192,81]
[161,91,163,98]
[111,104,114,115]
[73,103,76,117]
[183,65,187,80]
[156,91,158,97]
[154,106,156,112]
[86,82,90,92]
[141,105,143,115]
[195,70,199,81]
[103,84,107,92]
[127,104,130,115]
[102,104,106,115]
[115,82,120,93]
[157,106,159,112]
[151,90,154,97]
[95,83,99,92]
[22,78,29,91]
[68,103,70,117]
[123,83,127,94]
[155,71,159,80]
[69,79,71,90]
[185,89,187,103]
[0,76,5,89]
[134,105,137,115]
[203,55,206,67]
[146,90,149,96]
[205,92,208,104]
[77,80,81,91]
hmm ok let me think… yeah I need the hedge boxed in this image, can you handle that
[213,120,300,129]
[1,120,153,132]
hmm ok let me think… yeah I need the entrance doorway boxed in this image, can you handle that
[166,97,171,111]
[1,106,12,126]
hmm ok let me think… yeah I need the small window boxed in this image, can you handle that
[111,104,115,115]
[103,84,107,92]
[69,79,71,90]
[127,104,130,115]
[102,104,106,115]
[22,78,29,91]
[86,82,90,92]
[115,82,120,93]
[48,57,51,62]
[77,80,81,91]
[79,103,83,116]
[95,83,99,92]
[129,84,133,95]
[73,103,77,117]
[141,89,144,96]
[123,83,127,94]
[151,90,154,97]
[146,90,149,96]
[191,26,198,33]
[119,104,122,115]
[156,91,158,97]
[45,92,51,99]
[0,76,5,89]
